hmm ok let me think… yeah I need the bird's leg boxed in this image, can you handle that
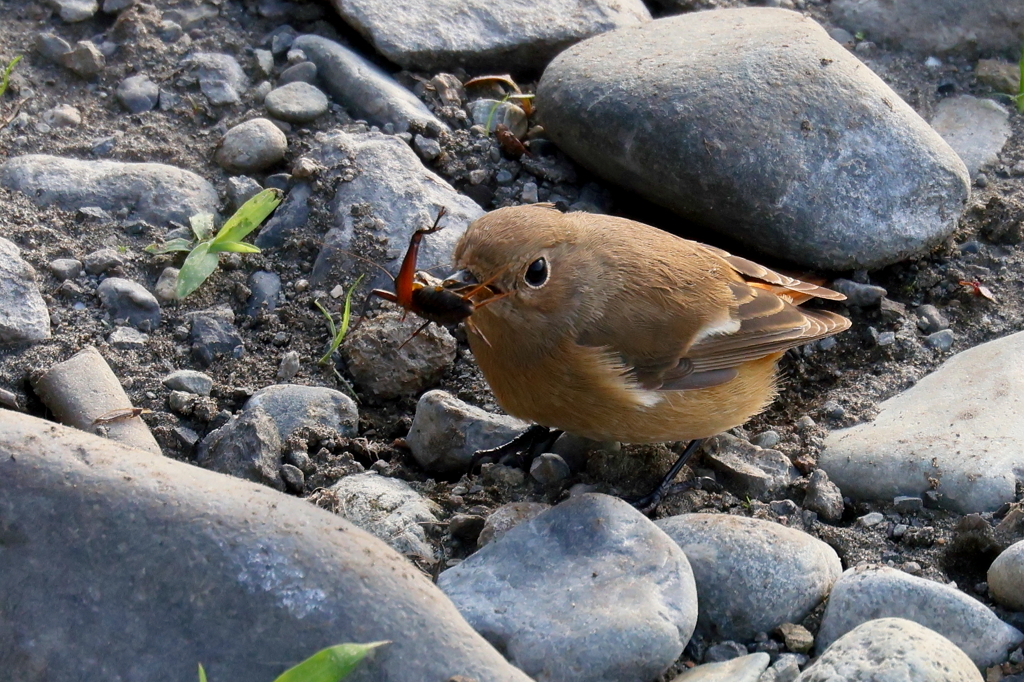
[631,439,703,514]
[471,425,564,471]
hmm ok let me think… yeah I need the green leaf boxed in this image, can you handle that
[314,300,338,339]
[144,237,195,255]
[175,241,220,299]
[198,663,208,682]
[1017,42,1024,112]
[317,275,364,365]
[208,240,261,254]
[214,188,283,245]
[272,641,388,682]
[190,213,215,241]
[0,55,22,99]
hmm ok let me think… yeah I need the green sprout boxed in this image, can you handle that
[198,641,387,682]
[315,275,364,365]
[145,188,282,299]
[1014,43,1024,113]
[0,55,21,100]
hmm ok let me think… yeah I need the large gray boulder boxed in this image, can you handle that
[537,9,970,270]
[820,331,1024,514]
[324,0,650,71]
[0,410,531,682]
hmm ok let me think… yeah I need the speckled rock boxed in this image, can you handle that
[214,118,288,174]
[671,653,770,682]
[96,277,161,330]
[931,95,1012,180]
[817,565,1023,667]
[439,494,697,682]
[180,52,248,105]
[656,513,841,640]
[0,237,51,342]
[988,540,1024,611]
[796,618,982,682]
[478,501,552,547]
[701,433,798,498]
[263,82,329,123]
[537,9,970,270]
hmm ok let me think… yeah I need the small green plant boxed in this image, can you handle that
[0,55,21,100]
[315,274,364,365]
[145,188,282,299]
[1013,43,1024,113]
[198,641,387,682]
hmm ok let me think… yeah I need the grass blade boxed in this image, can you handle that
[317,275,363,365]
[215,188,282,244]
[175,241,219,299]
[272,641,388,682]
[144,237,195,255]
[208,240,261,254]
[198,663,208,682]
[0,55,22,99]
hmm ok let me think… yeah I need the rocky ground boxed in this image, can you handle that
[3,0,1024,680]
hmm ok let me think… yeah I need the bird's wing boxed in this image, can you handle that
[698,242,846,301]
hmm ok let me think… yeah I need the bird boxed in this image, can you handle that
[444,203,851,508]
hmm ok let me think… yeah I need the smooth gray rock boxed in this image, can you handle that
[439,494,697,682]
[799,618,982,682]
[324,0,649,71]
[820,331,1024,513]
[931,96,1012,180]
[83,247,123,275]
[279,60,317,84]
[215,118,288,173]
[292,35,445,134]
[264,81,329,123]
[35,32,72,62]
[0,155,218,225]
[406,390,528,474]
[244,270,281,315]
[30,346,161,454]
[989,540,1024,611]
[701,433,799,498]
[197,384,358,489]
[308,130,483,286]
[161,369,213,395]
[189,307,243,366]
[0,237,51,342]
[0,410,532,682]
[342,311,457,400]
[817,565,1023,667]
[108,326,148,348]
[832,279,886,307]
[180,52,248,105]
[116,73,160,113]
[657,513,841,640]
[537,9,970,270]
[55,0,97,21]
[671,653,770,682]
[48,257,82,281]
[320,472,440,560]
[831,0,1024,57]
[96,277,161,330]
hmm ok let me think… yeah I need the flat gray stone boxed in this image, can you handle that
[0,155,218,225]
[59,40,105,77]
[817,565,1023,668]
[537,9,970,270]
[161,369,213,395]
[180,52,248,105]
[308,130,483,287]
[108,326,148,348]
[406,390,528,474]
[931,96,1012,180]
[197,384,358,489]
[324,0,649,71]
[988,540,1024,611]
[0,410,531,682]
[671,653,770,682]
[116,73,160,113]
[215,118,288,173]
[656,513,841,641]
[264,81,329,123]
[439,494,697,682]
[701,433,799,498]
[55,0,98,21]
[831,0,1024,57]
[0,237,50,342]
[189,306,243,366]
[292,35,446,134]
[96,277,161,330]
[319,472,440,560]
[820,331,1024,514]
[798,618,982,682]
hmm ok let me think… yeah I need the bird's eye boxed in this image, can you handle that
[523,257,548,288]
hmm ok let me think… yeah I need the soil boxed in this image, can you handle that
[2,0,1023,670]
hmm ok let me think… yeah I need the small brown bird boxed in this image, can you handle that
[447,204,850,505]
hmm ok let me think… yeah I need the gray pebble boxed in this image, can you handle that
[83,248,124,275]
[893,495,923,514]
[153,267,178,303]
[804,470,844,522]
[924,328,954,351]
[254,48,275,78]
[414,134,442,161]
[215,118,287,173]
[264,82,329,123]
[189,307,242,366]
[161,369,213,396]
[705,641,748,663]
[530,452,571,484]
[915,304,949,333]
[702,433,798,498]
[55,0,97,22]
[671,653,770,682]
[59,40,105,78]
[276,351,300,381]
[280,463,304,492]
[226,176,263,210]
[448,514,485,542]
[832,279,887,307]
[751,429,781,448]
[41,104,81,128]
[478,501,551,547]
[35,33,72,62]
[521,181,539,203]
[181,52,248,105]
[857,511,885,527]
[796,415,816,430]
[988,540,1024,610]
[158,20,183,43]
[116,74,160,113]
[244,270,281,316]
[108,326,148,348]
[0,237,51,342]
[96,278,161,330]
[279,61,317,84]
[48,258,82,281]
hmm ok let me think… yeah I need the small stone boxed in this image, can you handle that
[158,20,183,42]
[924,329,954,351]
[189,307,243,367]
[877,331,896,346]
[857,511,885,527]
[96,278,161,330]
[215,118,288,173]
[116,74,160,113]
[976,59,1021,95]
[795,416,816,431]
[521,181,539,204]
[822,400,845,419]
[264,82,329,123]
[915,304,949,334]
[83,248,124,275]
[48,258,82,281]
[35,33,72,62]
[478,501,551,547]
[803,469,844,523]
[751,430,781,448]
[167,390,194,415]
[279,61,317,84]
[931,96,1011,180]
[280,463,304,492]
[481,463,526,487]
[778,623,813,654]
[108,326,148,348]
[254,48,275,78]
[448,513,486,542]
[59,40,105,78]
[162,369,213,396]
[55,0,98,22]
[154,267,179,303]
[702,433,799,498]
[277,350,300,380]
[832,279,887,307]
[705,641,748,663]
[226,176,263,210]
[182,52,248,106]
[41,105,81,128]
[414,135,442,161]
[893,496,924,514]
[529,453,571,484]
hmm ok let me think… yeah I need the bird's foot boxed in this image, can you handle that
[630,439,703,514]
[471,425,564,471]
